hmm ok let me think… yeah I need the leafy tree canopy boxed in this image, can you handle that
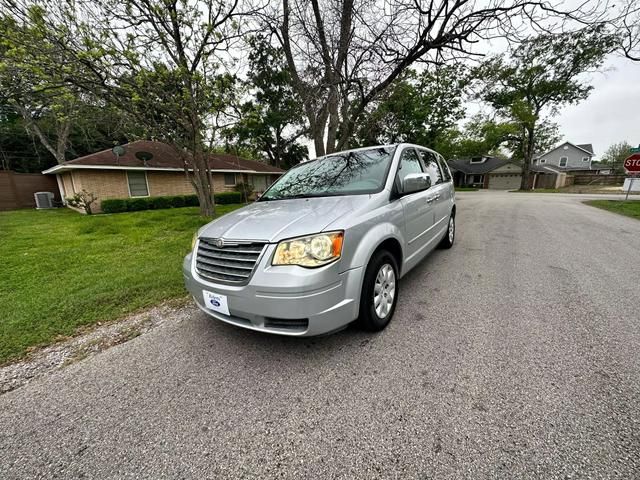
[354,67,469,151]
[600,141,634,173]
[475,26,617,188]
[224,35,308,169]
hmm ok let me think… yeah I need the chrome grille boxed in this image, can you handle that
[196,238,266,284]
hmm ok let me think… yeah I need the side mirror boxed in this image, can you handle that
[401,172,432,194]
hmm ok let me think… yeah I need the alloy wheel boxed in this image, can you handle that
[374,263,396,318]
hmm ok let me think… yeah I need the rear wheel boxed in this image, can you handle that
[358,250,399,332]
[439,214,455,249]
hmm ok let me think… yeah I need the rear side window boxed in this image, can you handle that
[437,154,452,182]
[419,150,443,185]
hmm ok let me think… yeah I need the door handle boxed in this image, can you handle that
[426,197,435,203]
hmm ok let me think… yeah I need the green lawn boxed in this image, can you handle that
[0,205,242,364]
[584,200,640,220]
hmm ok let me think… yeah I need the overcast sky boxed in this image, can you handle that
[305,53,640,160]
[555,54,640,158]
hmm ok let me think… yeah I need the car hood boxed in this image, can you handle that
[200,195,372,242]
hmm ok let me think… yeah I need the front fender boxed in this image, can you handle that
[347,221,406,274]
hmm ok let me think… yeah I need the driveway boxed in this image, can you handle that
[1,191,639,479]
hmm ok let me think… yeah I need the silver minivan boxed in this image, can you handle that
[183,144,455,336]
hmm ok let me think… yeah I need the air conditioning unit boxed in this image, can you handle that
[34,192,55,209]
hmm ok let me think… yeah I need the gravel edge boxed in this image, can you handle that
[0,298,191,395]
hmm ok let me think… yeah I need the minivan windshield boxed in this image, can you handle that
[259,146,396,201]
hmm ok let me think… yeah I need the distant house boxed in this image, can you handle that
[448,156,523,190]
[532,142,610,174]
[42,140,284,212]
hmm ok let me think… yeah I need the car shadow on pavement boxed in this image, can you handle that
[187,248,448,368]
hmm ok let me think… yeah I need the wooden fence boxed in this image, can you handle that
[531,173,558,189]
[572,174,626,186]
[0,170,59,211]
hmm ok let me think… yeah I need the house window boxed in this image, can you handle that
[224,173,236,186]
[559,157,568,167]
[540,158,546,164]
[250,174,267,191]
[470,156,486,164]
[127,171,149,197]
[582,156,590,162]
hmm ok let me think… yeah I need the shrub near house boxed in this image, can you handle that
[101,192,242,213]
[42,140,283,213]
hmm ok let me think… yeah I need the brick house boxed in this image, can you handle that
[42,140,284,212]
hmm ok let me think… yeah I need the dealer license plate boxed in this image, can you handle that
[202,290,230,316]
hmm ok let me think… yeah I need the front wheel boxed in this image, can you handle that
[439,214,455,249]
[357,250,399,332]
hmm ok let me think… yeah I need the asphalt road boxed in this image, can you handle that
[2,192,640,479]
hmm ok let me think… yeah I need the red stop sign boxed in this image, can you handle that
[624,153,640,172]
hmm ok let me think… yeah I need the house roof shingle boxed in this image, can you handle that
[44,140,284,174]
[447,156,514,174]
[536,141,595,159]
[575,143,594,155]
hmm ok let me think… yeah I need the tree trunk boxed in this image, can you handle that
[520,125,535,191]
[274,129,281,169]
[195,151,214,217]
[183,146,215,218]
[325,88,339,154]
[13,102,69,164]
[309,117,327,157]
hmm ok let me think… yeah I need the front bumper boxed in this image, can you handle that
[183,249,363,336]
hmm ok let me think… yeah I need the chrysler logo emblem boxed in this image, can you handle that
[214,238,225,248]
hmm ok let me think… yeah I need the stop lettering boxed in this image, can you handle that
[624,153,640,172]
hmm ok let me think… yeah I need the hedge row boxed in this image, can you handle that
[101,192,242,213]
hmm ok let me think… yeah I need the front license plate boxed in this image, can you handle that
[202,290,230,316]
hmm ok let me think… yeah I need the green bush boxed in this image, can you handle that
[127,198,149,211]
[99,192,243,214]
[234,182,254,202]
[150,196,171,210]
[183,195,199,206]
[215,191,242,204]
[101,198,128,214]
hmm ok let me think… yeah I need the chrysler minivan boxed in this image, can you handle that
[183,144,455,336]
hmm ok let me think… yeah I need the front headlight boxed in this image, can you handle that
[273,231,344,267]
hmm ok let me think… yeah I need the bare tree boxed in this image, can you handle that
[3,0,262,216]
[267,0,610,156]
[616,0,640,60]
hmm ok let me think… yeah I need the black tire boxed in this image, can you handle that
[357,249,399,332]
[439,213,455,249]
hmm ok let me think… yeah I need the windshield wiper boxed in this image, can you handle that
[260,193,327,201]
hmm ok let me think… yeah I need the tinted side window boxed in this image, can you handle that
[395,148,423,193]
[397,148,423,180]
[420,150,443,185]
[437,154,452,182]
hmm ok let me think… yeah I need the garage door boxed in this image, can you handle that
[488,173,521,190]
